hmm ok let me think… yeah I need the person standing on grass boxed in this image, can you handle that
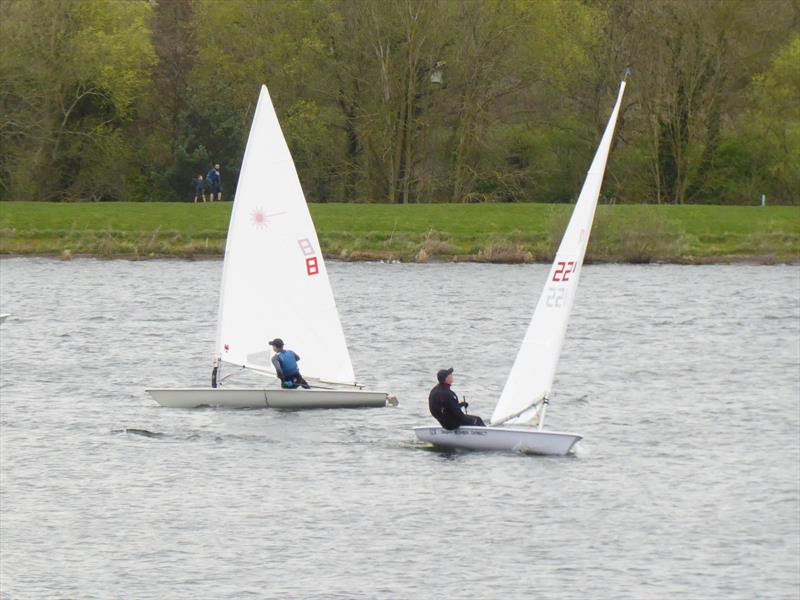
[206,163,222,201]
[193,174,206,203]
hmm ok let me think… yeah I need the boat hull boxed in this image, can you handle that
[147,388,394,409]
[413,425,581,455]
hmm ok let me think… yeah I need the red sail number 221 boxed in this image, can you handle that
[552,261,575,282]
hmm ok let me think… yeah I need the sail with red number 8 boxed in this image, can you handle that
[214,85,355,385]
[146,84,394,410]
[490,81,627,425]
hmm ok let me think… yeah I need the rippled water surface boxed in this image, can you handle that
[1,258,799,599]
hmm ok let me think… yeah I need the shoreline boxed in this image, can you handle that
[1,202,798,265]
[1,251,796,266]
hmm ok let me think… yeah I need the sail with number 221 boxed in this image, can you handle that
[415,79,628,455]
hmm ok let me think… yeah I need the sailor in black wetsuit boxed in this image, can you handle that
[428,368,485,429]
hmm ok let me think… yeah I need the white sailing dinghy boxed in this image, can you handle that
[0,314,9,323]
[148,85,395,410]
[414,80,627,455]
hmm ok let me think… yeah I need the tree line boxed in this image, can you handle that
[0,0,797,204]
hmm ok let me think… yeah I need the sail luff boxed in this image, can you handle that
[490,81,626,425]
[213,93,267,362]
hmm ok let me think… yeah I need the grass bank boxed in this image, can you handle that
[0,202,798,263]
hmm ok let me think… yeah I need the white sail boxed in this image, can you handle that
[491,81,626,425]
[214,85,356,385]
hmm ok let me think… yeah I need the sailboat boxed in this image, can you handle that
[148,85,396,410]
[414,79,627,455]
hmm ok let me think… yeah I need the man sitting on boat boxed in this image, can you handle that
[269,338,310,389]
[428,368,485,429]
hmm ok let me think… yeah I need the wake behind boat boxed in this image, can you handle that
[147,85,395,410]
[414,78,628,455]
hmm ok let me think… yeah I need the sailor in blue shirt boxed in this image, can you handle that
[269,338,310,389]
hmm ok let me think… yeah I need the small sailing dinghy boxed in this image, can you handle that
[148,85,395,410]
[0,314,9,323]
[414,79,627,455]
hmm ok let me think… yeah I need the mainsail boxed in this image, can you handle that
[214,85,356,385]
[490,81,627,425]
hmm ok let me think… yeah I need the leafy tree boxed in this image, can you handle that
[614,0,796,203]
[0,0,796,205]
[749,34,800,203]
[0,0,156,200]
[186,0,330,200]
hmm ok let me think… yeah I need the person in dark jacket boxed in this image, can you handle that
[428,368,485,429]
[206,163,222,201]
[269,338,310,389]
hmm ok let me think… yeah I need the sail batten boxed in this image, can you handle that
[214,85,356,385]
[490,81,626,426]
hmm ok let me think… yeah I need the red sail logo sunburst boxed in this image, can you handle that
[251,208,268,228]
[250,208,287,230]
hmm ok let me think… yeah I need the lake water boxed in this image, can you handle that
[1,258,798,599]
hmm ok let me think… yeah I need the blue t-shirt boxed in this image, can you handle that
[206,168,220,185]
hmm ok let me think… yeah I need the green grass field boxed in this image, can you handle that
[0,201,798,263]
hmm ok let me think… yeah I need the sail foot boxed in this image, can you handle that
[491,397,546,427]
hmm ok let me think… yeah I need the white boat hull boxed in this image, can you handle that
[146,387,394,410]
[413,425,581,456]
[0,314,9,323]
